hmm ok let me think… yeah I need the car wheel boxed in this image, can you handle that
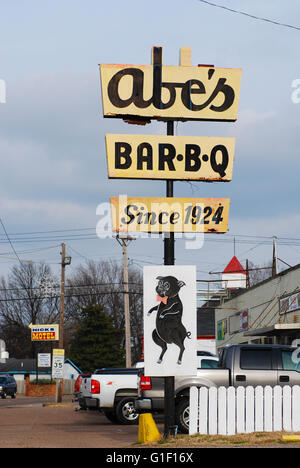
[11,392,16,399]
[1,392,7,399]
[175,398,189,434]
[115,397,139,425]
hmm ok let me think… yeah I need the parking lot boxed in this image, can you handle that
[0,395,163,448]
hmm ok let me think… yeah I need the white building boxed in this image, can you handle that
[216,263,300,353]
[0,340,9,362]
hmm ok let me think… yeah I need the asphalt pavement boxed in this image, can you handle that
[0,395,151,448]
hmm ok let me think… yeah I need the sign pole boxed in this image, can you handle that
[163,120,176,439]
[100,45,241,438]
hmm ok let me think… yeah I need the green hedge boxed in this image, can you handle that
[30,379,56,385]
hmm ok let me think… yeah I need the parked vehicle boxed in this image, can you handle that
[78,363,144,425]
[135,344,300,433]
[73,373,91,403]
[0,375,17,399]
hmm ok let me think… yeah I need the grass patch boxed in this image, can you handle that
[136,431,300,447]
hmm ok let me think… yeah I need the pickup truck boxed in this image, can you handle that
[76,355,216,426]
[135,344,300,433]
[78,363,144,425]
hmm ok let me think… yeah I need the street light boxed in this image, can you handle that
[63,256,72,266]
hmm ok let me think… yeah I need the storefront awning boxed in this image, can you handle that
[244,323,300,337]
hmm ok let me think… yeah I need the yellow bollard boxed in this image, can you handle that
[282,435,300,442]
[138,413,161,443]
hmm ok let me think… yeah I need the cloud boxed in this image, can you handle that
[238,109,277,127]
[0,196,95,227]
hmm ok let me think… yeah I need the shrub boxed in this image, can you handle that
[30,379,56,385]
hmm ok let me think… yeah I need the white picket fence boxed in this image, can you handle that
[189,385,300,435]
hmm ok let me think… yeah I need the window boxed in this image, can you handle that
[229,313,240,335]
[282,351,300,372]
[200,359,219,369]
[240,349,272,370]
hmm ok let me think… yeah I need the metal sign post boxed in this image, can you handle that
[164,120,175,438]
[154,48,175,438]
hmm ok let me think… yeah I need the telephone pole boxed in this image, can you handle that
[56,242,71,403]
[115,234,135,368]
[272,236,278,277]
[59,242,66,350]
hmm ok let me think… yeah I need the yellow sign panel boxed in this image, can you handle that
[106,134,235,181]
[100,64,241,122]
[110,196,230,233]
[53,349,65,356]
[30,324,59,342]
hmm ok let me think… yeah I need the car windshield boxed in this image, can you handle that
[0,377,7,384]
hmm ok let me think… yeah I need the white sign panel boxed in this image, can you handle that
[38,353,51,368]
[52,349,65,379]
[280,292,300,315]
[143,265,197,377]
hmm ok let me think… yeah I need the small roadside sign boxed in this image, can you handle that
[38,353,51,368]
[52,349,65,379]
[29,323,59,342]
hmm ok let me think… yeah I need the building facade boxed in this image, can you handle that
[216,263,300,353]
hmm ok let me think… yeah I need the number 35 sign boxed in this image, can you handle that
[52,349,65,379]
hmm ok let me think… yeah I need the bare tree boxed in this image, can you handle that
[65,260,143,364]
[248,260,273,286]
[0,260,144,364]
[0,262,59,358]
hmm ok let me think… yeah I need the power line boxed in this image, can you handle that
[0,217,23,265]
[0,245,60,256]
[3,226,300,244]
[197,0,300,31]
[0,291,143,302]
[2,227,95,236]
[0,282,142,293]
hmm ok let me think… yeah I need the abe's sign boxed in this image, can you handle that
[100,63,242,122]
[106,134,235,181]
[110,196,230,234]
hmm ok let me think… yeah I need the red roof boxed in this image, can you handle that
[222,256,246,275]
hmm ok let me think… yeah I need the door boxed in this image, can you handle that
[277,349,300,386]
[81,378,92,397]
[233,347,278,387]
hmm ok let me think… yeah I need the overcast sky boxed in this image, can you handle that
[0,0,300,287]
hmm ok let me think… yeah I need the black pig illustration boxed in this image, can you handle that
[147,275,191,365]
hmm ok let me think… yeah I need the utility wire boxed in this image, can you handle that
[197,0,300,31]
[0,217,23,265]
[0,291,143,302]
[3,226,300,244]
[0,282,142,292]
